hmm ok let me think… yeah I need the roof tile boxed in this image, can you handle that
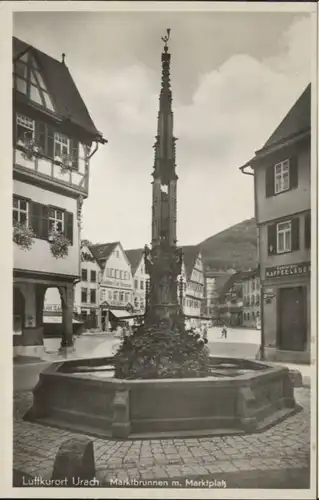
[261,84,310,151]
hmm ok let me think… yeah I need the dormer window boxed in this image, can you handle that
[13,52,55,112]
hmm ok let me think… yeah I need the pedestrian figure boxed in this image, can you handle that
[202,324,208,344]
[115,323,123,339]
[202,324,208,340]
[122,323,129,339]
[221,324,228,339]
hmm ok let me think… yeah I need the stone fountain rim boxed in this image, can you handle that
[40,357,290,387]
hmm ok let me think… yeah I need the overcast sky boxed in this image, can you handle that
[13,10,311,249]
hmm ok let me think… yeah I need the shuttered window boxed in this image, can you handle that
[267,223,277,255]
[305,212,311,249]
[13,115,79,170]
[13,196,29,225]
[268,216,300,255]
[274,160,290,194]
[65,211,74,245]
[291,217,300,251]
[277,221,292,253]
[265,155,298,197]
[30,202,49,240]
[27,201,73,245]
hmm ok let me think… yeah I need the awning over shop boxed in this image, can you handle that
[43,316,83,324]
[184,314,211,320]
[109,309,133,319]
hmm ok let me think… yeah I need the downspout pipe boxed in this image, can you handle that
[239,159,264,360]
[239,164,254,177]
[87,134,108,161]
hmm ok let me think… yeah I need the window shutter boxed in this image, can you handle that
[13,114,17,146]
[47,125,55,159]
[265,165,275,197]
[30,202,48,240]
[289,156,298,189]
[35,120,46,154]
[291,217,300,251]
[305,212,311,249]
[267,223,277,255]
[65,211,74,245]
[70,139,79,170]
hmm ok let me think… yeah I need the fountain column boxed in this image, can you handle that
[144,29,183,329]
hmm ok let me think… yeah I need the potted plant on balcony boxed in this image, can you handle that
[13,220,35,251]
[55,153,74,174]
[18,133,42,161]
[48,229,71,259]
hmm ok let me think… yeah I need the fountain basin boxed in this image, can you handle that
[25,357,298,439]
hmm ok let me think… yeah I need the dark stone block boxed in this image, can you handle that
[112,385,131,438]
[288,369,303,388]
[13,327,44,346]
[51,437,96,485]
[240,416,258,433]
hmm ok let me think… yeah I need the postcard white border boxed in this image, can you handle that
[0,2,317,499]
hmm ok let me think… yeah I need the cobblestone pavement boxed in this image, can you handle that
[13,388,310,487]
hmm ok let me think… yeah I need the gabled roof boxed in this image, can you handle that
[240,268,260,280]
[125,249,144,276]
[215,273,236,295]
[121,244,201,280]
[181,245,201,280]
[219,272,241,300]
[13,37,105,141]
[219,268,259,302]
[89,242,119,261]
[260,84,311,152]
[206,269,236,279]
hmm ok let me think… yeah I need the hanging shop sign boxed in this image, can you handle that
[265,262,310,279]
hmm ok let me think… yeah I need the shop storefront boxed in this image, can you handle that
[263,261,310,363]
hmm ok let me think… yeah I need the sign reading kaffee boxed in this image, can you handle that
[265,262,310,279]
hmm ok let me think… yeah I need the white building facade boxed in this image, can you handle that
[126,249,148,315]
[74,245,101,328]
[242,270,261,328]
[90,242,134,330]
[179,247,206,329]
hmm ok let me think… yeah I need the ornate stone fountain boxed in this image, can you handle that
[25,30,298,439]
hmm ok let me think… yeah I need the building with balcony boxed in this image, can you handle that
[89,242,134,330]
[13,37,106,356]
[125,249,147,315]
[240,84,311,363]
